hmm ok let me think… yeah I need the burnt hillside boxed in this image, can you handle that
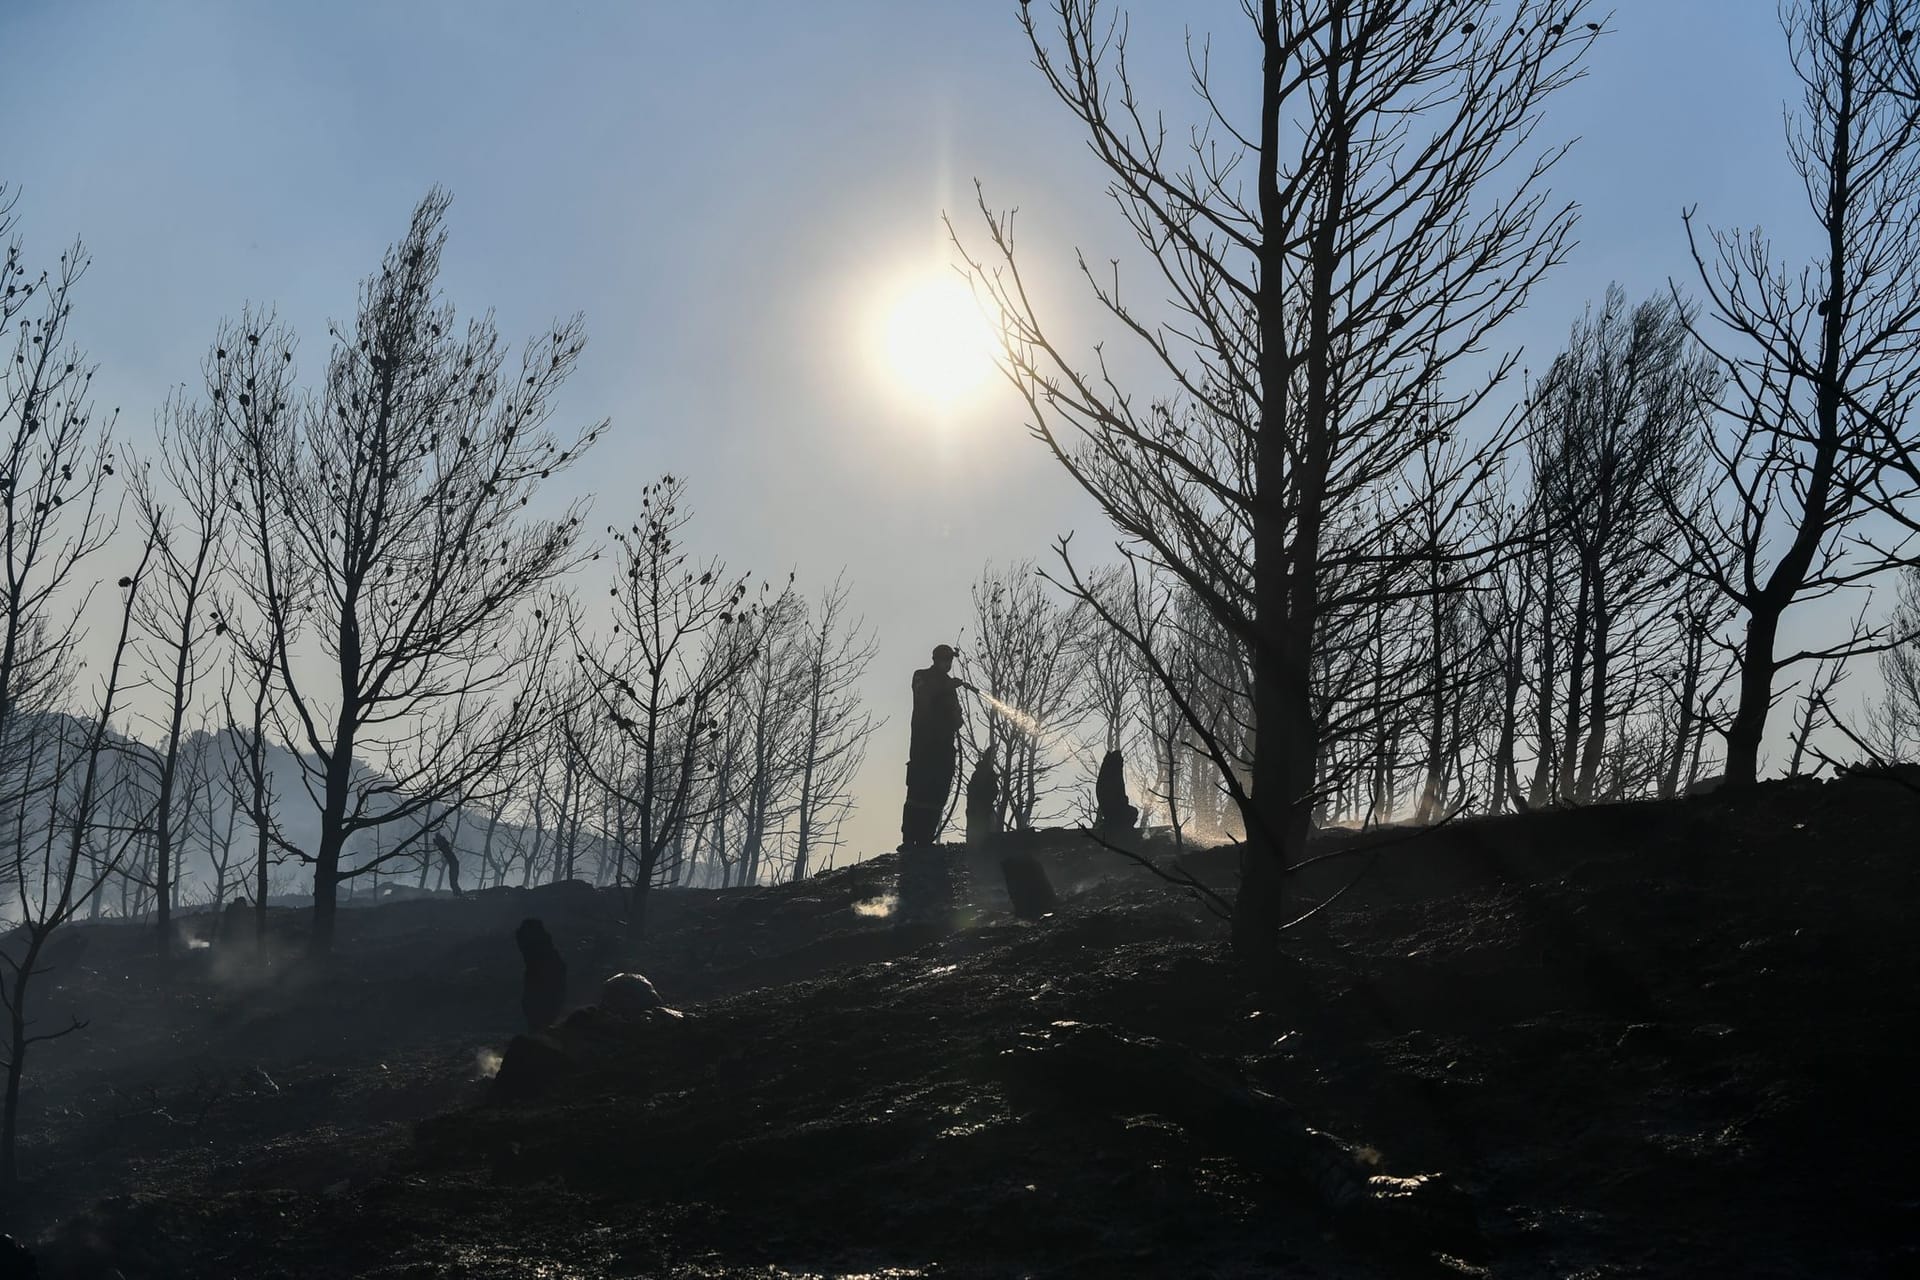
[6,775,1917,1278]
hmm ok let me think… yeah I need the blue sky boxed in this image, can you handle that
[1,2,1830,858]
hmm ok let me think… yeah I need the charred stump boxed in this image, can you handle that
[1096,749,1140,834]
[998,851,1059,920]
[515,918,568,1032]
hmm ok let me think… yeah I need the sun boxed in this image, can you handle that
[877,273,1000,408]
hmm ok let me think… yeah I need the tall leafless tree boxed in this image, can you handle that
[1673,0,1920,786]
[1076,567,1139,756]
[229,191,596,954]
[1866,565,1920,759]
[1524,287,1719,803]
[3,538,153,1186]
[789,574,877,881]
[714,583,806,886]
[572,476,754,932]
[1,194,118,786]
[220,647,282,943]
[128,347,240,964]
[968,562,1089,831]
[0,192,146,1184]
[961,1,1597,959]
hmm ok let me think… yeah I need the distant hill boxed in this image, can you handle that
[1,710,519,913]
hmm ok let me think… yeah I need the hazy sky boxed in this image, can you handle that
[2,2,1833,860]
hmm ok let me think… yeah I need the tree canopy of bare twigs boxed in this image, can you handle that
[229,189,599,954]
[1522,286,1721,804]
[968,562,1091,831]
[1,186,117,771]
[127,358,240,964]
[3,546,152,1184]
[571,475,754,932]
[958,0,1599,961]
[1866,565,1920,759]
[1673,0,1920,786]
[789,575,878,881]
[0,187,150,1185]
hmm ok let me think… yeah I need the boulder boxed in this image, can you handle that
[600,971,668,1014]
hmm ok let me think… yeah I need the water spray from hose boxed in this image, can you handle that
[971,688,1079,750]
[976,690,1045,738]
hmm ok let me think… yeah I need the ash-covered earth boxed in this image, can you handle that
[4,775,1916,1278]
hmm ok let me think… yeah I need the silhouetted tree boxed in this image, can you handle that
[0,192,148,1184]
[1653,570,1736,798]
[789,574,877,881]
[129,341,243,964]
[1076,568,1138,756]
[1786,647,1852,775]
[700,661,749,888]
[961,0,1598,961]
[229,191,595,954]
[540,679,601,885]
[0,192,117,792]
[968,562,1089,831]
[1867,567,1920,759]
[220,648,281,943]
[1396,437,1504,821]
[715,583,806,886]
[514,673,576,887]
[1524,287,1719,803]
[187,726,243,909]
[3,540,153,1186]
[1673,0,1920,786]
[572,476,754,932]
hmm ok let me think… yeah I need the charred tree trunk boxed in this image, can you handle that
[1577,598,1613,802]
[1724,606,1782,787]
[1232,0,1302,963]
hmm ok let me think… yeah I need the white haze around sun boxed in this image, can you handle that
[875,272,1001,410]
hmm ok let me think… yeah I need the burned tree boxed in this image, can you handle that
[572,476,754,931]
[460,734,532,892]
[0,194,117,784]
[220,648,282,944]
[969,562,1089,831]
[128,347,243,964]
[0,196,145,1183]
[1394,437,1505,822]
[1674,0,1920,786]
[961,1,1597,959]
[789,574,877,881]
[229,190,597,954]
[3,543,154,1185]
[709,584,806,886]
[1076,567,1140,756]
[1866,566,1920,760]
[538,681,603,886]
[1522,288,1719,804]
[188,726,244,909]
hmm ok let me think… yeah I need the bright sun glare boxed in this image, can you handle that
[878,273,999,409]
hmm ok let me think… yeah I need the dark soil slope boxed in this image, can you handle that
[12,776,1920,1278]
